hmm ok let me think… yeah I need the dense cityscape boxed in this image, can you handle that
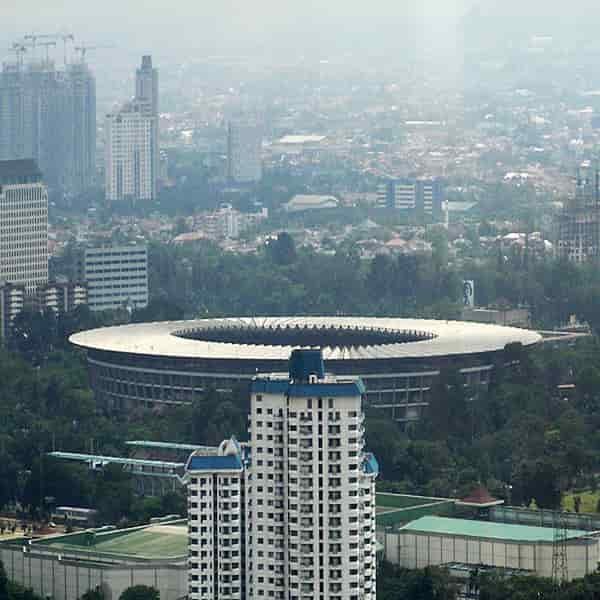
[5,2,600,599]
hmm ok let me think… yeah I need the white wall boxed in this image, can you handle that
[0,546,187,600]
[381,531,599,581]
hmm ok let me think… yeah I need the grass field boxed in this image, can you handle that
[48,525,187,559]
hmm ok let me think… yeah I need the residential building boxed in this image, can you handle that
[184,348,378,600]
[105,56,158,202]
[105,106,154,202]
[227,121,262,183]
[38,279,88,314]
[84,245,148,311]
[0,282,24,341]
[186,438,246,599]
[377,177,444,220]
[0,159,48,294]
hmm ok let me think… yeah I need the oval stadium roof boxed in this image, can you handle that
[69,317,542,361]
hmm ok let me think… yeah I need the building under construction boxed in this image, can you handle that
[556,167,600,263]
[0,34,96,197]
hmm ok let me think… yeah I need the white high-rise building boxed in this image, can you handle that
[227,121,262,184]
[185,349,378,600]
[0,159,48,294]
[105,105,155,202]
[105,56,159,202]
[186,439,247,600]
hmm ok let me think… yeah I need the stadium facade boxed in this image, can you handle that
[69,317,541,422]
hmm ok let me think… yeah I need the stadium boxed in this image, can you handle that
[70,316,541,422]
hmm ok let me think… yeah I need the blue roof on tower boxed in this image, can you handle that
[187,454,242,471]
[250,379,366,397]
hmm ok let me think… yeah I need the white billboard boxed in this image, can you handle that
[462,280,475,307]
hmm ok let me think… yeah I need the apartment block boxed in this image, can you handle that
[185,349,378,600]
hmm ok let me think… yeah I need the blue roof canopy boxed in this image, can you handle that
[187,454,242,471]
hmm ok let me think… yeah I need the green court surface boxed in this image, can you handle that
[401,516,590,542]
[376,493,445,510]
[47,526,187,559]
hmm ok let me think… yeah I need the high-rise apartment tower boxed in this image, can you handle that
[105,56,158,202]
[185,349,378,600]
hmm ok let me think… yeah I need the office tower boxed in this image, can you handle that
[84,244,148,311]
[227,121,263,184]
[185,349,378,600]
[377,177,444,220]
[0,57,96,196]
[105,106,154,202]
[136,55,158,116]
[135,55,159,198]
[0,159,48,294]
[556,168,600,263]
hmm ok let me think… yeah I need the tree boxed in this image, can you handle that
[80,587,106,600]
[0,560,8,600]
[119,585,160,600]
[266,232,296,265]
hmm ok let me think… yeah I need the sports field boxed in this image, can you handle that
[46,524,187,559]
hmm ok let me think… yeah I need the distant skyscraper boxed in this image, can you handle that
[135,55,158,116]
[227,120,263,183]
[0,58,96,197]
[185,349,378,600]
[135,55,159,199]
[105,56,158,202]
[0,159,48,294]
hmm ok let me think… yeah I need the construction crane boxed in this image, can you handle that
[7,42,27,71]
[23,33,57,59]
[74,44,114,63]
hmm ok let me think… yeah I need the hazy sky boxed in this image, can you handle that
[1,1,472,50]
[4,0,600,68]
